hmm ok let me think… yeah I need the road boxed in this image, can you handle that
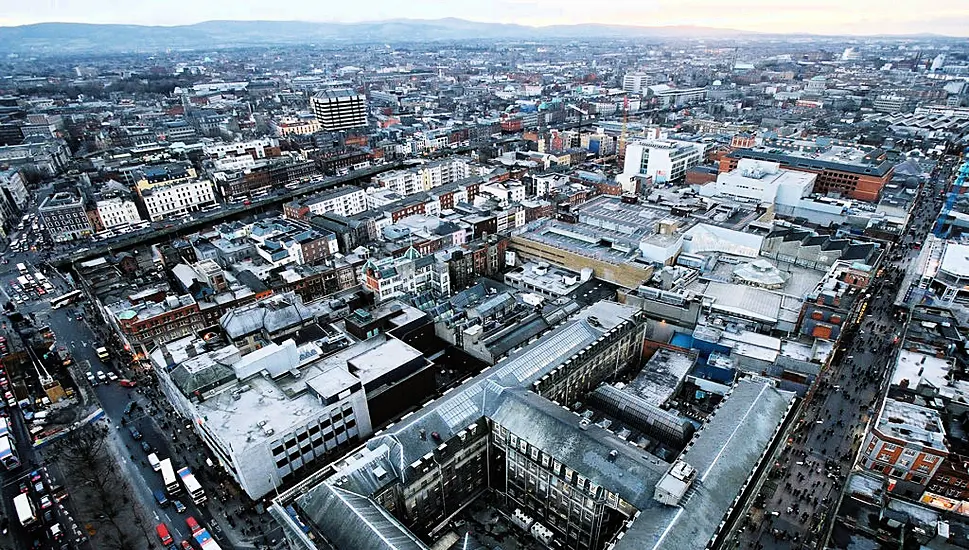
[728,173,946,550]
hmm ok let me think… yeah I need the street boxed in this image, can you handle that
[730,171,946,549]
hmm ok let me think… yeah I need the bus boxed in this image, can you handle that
[13,493,36,528]
[49,290,82,309]
[16,263,27,275]
[194,528,223,550]
[178,467,206,505]
[0,435,20,469]
[160,458,181,496]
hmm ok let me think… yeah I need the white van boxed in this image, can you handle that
[147,453,161,472]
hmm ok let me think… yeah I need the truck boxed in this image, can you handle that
[13,493,36,528]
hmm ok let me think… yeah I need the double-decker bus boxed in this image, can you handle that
[160,458,181,496]
[178,467,206,504]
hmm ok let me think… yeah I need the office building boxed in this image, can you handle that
[310,90,368,132]
[39,191,93,242]
[621,139,706,185]
[622,72,650,95]
[721,139,893,201]
[860,398,948,488]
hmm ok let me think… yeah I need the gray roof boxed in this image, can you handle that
[298,484,429,550]
[616,379,794,550]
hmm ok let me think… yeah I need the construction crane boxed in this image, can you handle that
[618,96,630,165]
[933,146,969,237]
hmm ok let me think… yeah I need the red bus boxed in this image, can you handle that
[156,523,173,546]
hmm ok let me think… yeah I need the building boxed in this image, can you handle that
[151,334,377,499]
[621,139,706,185]
[270,115,322,137]
[860,398,948,490]
[721,139,893,201]
[310,90,368,132]
[622,72,650,95]
[270,301,794,550]
[141,179,217,221]
[0,168,28,210]
[372,158,474,198]
[698,159,816,206]
[104,287,203,357]
[203,137,279,159]
[361,247,450,302]
[284,186,368,220]
[94,182,143,230]
[39,191,93,242]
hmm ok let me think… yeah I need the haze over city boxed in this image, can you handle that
[1,0,968,36]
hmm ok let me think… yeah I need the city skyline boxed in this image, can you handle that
[2,0,969,37]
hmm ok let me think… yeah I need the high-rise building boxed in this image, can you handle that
[622,72,650,95]
[310,89,368,131]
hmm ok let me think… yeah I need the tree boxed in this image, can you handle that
[47,423,149,549]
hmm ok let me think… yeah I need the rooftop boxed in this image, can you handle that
[876,398,947,452]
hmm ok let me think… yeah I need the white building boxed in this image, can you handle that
[150,335,377,499]
[96,196,142,229]
[203,137,278,159]
[373,158,473,197]
[697,159,816,208]
[622,72,651,95]
[0,168,28,210]
[141,179,216,221]
[621,139,706,185]
[478,180,526,207]
[297,186,368,218]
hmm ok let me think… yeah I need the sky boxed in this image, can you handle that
[1,0,968,36]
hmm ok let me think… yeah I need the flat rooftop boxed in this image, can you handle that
[730,142,893,176]
[517,219,646,265]
[939,242,969,278]
[891,350,952,392]
[876,398,947,452]
[347,338,425,385]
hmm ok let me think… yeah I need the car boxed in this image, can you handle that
[119,379,137,388]
[128,427,142,440]
[33,481,44,493]
[181,541,193,550]
[30,470,42,482]
[85,372,95,384]
[49,524,63,541]
[173,500,186,513]
[140,441,152,453]
[107,372,118,382]
[18,481,29,494]
[39,495,52,509]
[96,371,106,382]
[42,509,55,524]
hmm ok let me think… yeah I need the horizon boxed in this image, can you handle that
[2,1,969,37]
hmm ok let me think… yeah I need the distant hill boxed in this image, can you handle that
[0,19,757,54]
